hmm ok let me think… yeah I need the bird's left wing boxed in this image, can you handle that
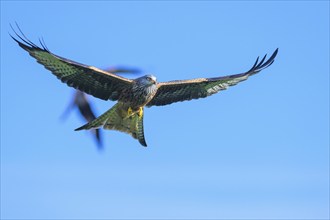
[11,27,133,101]
[147,49,278,107]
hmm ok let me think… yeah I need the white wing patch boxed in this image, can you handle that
[206,75,249,95]
[207,84,228,94]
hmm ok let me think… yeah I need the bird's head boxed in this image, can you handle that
[137,74,157,86]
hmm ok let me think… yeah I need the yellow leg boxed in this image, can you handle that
[127,107,133,116]
[138,107,143,118]
[127,107,143,118]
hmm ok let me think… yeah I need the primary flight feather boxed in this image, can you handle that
[11,27,278,147]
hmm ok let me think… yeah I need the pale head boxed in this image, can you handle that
[136,74,157,86]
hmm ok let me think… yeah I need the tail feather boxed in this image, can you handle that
[75,106,115,131]
[75,103,147,147]
[136,114,147,147]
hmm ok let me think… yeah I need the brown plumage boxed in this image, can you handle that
[11,25,278,147]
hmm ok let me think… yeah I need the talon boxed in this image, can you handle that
[138,107,143,118]
[127,107,133,116]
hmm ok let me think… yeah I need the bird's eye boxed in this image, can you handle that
[146,77,151,81]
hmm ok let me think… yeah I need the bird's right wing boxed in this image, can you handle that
[11,26,133,101]
[147,49,278,107]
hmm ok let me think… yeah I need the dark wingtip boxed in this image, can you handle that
[246,48,279,74]
[74,124,86,131]
[139,139,148,147]
[9,23,23,44]
[105,66,143,74]
[94,129,104,150]
[9,22,49,52]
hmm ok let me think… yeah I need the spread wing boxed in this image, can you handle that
[11,27,133,101]
[147,48,278,107]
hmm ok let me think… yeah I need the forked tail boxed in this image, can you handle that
[75,103,147,147]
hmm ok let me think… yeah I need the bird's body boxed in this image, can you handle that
[11,26,278,147]
[119,75,158,109]
[75,75,158,146]
[62,66,143,148]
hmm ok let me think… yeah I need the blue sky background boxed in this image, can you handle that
[1,1,329,219]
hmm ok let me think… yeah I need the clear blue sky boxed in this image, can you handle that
[1,1,329,219]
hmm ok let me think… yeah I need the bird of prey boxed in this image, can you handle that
[11,28,278,147]
[61,90,103,149]
[61,66,142,150]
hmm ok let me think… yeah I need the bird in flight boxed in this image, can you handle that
[61,90,104,149]
[61,67,142,150]
[11,27,278,147]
